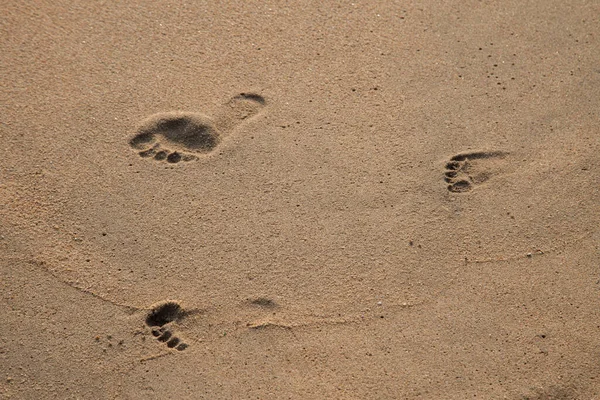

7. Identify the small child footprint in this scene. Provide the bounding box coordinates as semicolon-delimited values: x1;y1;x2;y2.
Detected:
444;151;508;193
130;93;266;163
145;301;189;351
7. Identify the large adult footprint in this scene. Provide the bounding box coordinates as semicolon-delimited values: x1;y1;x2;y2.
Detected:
130;93;266;163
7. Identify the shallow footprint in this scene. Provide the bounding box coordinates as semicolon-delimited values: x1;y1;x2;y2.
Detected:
518;385;577;400
130;93;266;163
145;301;189;351
214;92;267;133
444;151;508;193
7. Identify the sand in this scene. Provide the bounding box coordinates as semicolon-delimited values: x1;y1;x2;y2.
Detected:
1;1;599;398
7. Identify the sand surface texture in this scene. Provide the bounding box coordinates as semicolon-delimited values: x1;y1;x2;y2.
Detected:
1;1;599;399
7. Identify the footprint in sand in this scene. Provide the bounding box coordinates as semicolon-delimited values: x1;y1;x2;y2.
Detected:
518;385;577;400
129;93;266;163
444;151;509;193
145;301;189;351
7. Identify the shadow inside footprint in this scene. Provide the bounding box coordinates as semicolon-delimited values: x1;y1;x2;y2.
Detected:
130;92;266;163
146;301;184;326
146;301;189;351
153;116;219;151
130;112;219;163
233;92;266;105
248;297;278;308
444;151;508;193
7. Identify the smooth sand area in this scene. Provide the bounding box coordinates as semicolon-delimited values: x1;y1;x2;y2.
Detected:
1;1;599;398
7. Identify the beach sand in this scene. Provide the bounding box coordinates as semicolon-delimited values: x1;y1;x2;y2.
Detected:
1;1;599;398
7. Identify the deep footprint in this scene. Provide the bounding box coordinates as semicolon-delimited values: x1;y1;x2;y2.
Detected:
130;93;266;163
130;112;219;163
444;151;508;193
146;301;189;351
